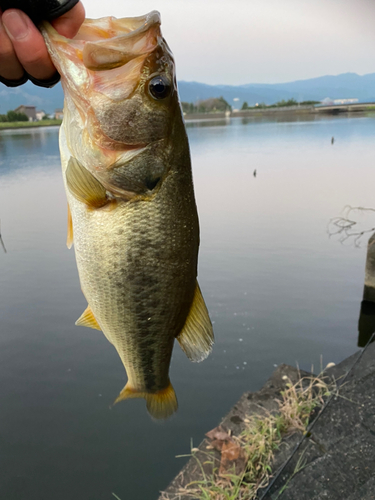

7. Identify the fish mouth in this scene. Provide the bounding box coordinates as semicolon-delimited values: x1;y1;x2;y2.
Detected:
43;11;162;72
42;11;165;108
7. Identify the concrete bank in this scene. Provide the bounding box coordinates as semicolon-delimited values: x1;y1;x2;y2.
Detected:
159;341;375;500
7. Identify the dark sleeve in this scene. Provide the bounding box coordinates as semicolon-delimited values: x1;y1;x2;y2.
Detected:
0;0;79;24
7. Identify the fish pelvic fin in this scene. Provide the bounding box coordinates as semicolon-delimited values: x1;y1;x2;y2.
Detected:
67;203;73;249
114;381;178;420
75;305;101;331
177;281;214;363
66;157;108;209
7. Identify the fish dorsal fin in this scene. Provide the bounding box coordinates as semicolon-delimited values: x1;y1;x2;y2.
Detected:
177;281;214;362
67;203;73;249
66;157;108;209
75;305;101;331
114;381;178;420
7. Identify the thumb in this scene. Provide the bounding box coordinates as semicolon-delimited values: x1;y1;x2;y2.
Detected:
51;1;85;39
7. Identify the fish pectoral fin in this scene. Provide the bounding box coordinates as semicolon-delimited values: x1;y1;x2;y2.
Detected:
67;203;73;249
177;281;214;363
75;305;101;331
66;157;108;209
114;382;178;420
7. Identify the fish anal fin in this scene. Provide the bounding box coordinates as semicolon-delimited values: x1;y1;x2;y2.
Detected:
177;281;214;363
66;157;108;209
75;305;101;331
114;381;178;420
67;203;73;249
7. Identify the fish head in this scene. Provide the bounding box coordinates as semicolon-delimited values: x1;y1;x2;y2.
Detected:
43;12;187;198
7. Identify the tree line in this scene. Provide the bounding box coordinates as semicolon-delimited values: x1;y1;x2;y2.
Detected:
180;97;321;114
181;97;231;114
0;111;29;122
241;98;320;110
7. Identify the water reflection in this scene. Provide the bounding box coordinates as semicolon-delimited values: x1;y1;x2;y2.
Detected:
358;301;375;347
185;118;229;128
358;233;375;347
0;127;60;176
2;116;375;499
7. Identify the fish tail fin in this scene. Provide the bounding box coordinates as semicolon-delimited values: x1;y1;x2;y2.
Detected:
114;381;178;420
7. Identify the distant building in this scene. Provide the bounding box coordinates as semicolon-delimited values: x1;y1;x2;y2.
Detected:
321;97;334;105
333;98;359;105
14;105;36;121
321;97;359;106
55;109;64;120
36;110;46;121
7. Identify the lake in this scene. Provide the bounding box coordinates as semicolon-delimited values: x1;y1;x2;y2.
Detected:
1;113;374;499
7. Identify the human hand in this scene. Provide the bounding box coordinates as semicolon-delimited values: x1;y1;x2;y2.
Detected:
0;1;85;87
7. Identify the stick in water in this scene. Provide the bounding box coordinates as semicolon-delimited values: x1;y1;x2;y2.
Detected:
0;220;7;253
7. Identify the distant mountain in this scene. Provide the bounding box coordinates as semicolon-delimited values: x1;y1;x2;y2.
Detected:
1;72;375;113
178;72;375;108
0;81;64;115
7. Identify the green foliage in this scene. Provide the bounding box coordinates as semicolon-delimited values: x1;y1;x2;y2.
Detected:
300;100;320;105
241;101;249;110
274;98;298;107
7;110;29;122
0;114;8;122
162;372;334;500
0;119;62;129
181;96;231;114
181;102;195;114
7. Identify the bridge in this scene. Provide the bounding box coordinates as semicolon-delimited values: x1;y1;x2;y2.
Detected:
315;102;375;114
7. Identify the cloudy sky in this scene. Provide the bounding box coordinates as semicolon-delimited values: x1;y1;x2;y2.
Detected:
83;0;375;85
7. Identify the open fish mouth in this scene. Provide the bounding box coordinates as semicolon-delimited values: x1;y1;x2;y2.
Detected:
72;11;162;72
43;11;162;71
42;11;178;198
42;11;165;102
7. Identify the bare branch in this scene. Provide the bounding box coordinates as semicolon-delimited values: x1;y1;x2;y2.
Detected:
0;220;6;254
328;206;375;247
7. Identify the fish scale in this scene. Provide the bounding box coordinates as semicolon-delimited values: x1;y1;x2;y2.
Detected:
43;11;214;419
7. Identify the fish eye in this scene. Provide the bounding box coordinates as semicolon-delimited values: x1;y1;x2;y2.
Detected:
148;76;171;100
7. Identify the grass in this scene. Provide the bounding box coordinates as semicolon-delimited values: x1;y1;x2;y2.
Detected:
0;119;62;129
161;371;334;500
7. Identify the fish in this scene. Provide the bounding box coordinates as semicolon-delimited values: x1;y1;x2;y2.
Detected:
41;11;214;419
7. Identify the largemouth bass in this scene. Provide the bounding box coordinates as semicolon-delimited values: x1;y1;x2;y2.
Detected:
42;12;213;419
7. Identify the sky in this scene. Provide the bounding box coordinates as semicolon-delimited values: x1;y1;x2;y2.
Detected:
83;0;375;85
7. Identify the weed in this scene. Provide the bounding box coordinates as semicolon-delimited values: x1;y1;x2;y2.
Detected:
161;372;334;500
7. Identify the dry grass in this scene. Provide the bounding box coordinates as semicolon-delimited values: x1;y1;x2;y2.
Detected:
161;371;334;500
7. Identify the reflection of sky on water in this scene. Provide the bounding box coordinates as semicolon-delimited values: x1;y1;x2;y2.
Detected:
0;126;61;177
0;115;375;499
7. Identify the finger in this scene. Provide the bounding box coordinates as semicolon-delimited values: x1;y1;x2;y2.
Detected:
52;2;85;39
2;9;56;81
0;14;24;80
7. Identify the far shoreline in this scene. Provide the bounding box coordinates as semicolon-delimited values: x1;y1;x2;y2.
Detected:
0;119;62;131
1;104;375;132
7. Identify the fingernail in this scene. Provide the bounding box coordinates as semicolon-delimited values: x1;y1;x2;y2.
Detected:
3;10;29;40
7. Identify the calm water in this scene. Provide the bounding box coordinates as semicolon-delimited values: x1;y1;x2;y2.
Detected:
1;114;374;499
